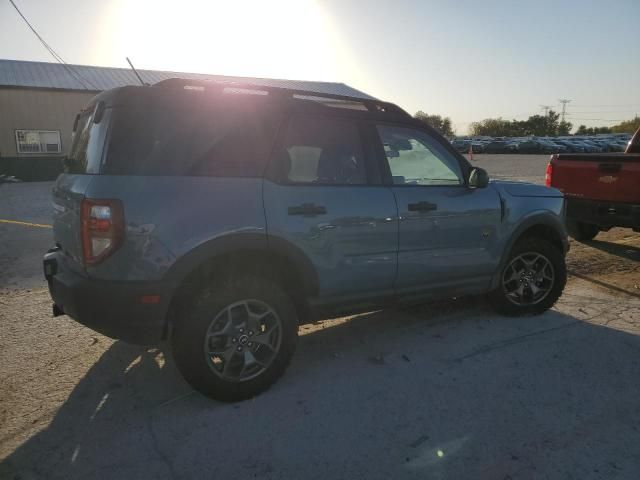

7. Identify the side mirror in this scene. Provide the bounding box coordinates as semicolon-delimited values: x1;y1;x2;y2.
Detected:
468;167;489;188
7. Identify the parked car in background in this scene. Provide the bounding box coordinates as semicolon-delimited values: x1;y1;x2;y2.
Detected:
590;139;613;152
541;140;570;154
484;140;518;154
547;127;640;241
451;139;471;153
580;140;605;153
470;141;486;153
449;133;636;155
573;140;600;153
555;140;585;153
607;140;627;152
514;140;544;154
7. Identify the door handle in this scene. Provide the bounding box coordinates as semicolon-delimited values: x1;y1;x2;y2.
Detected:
288;203;327;216
407;201;437;212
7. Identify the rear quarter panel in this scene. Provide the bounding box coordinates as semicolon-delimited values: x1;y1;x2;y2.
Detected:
52;174;95;275
83;176;266;281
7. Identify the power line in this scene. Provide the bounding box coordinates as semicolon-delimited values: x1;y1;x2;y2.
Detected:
567;110;639;114
571;103;640;107
8;0;99;90
565;117;629;122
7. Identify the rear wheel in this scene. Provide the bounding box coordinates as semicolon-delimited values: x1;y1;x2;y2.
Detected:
567;220;599;242
489;237;566;316
172;275;298;402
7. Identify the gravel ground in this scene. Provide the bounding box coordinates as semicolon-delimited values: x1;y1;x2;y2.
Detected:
471;154;551;185
1;157;639;479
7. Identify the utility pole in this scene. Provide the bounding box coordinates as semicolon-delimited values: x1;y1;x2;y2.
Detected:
540;105;553;116
558;99;572;122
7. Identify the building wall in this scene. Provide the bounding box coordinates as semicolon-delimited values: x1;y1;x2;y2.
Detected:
0;88;95;181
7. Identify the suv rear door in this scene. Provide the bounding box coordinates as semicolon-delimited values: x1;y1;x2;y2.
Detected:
263;114;398;302
372;123;502;295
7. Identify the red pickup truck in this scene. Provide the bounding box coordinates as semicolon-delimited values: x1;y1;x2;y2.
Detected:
546;128;640;241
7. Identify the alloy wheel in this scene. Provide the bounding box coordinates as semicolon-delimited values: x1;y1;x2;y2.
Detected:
502;252;555;306
203;299;282;382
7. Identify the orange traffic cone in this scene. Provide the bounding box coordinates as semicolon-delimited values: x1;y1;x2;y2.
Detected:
468;143;474;161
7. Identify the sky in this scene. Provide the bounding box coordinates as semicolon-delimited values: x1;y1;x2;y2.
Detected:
1;0;639;134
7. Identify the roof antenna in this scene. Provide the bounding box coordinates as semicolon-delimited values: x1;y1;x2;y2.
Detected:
126;57;148;86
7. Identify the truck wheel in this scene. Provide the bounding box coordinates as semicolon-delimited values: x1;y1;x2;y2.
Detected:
171;275;298;402
489;238;566;316
566;220;599;242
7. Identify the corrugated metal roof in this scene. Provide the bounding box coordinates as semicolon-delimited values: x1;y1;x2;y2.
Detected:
0;59;375;99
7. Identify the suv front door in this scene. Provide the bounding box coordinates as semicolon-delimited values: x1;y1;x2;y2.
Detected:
373;123;502;295
263;114;398;303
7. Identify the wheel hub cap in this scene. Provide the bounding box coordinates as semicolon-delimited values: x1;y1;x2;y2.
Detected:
203;299;282;382
503;252;555;306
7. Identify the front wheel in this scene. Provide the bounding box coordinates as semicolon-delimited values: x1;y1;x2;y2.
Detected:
489;238;566;316
172;275;298;402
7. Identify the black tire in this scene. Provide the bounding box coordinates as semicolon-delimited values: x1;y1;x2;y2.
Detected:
489;237;566;316
566;219;599;242
171;275;298;402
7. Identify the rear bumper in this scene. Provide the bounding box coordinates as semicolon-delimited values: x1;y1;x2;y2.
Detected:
566;198;640;229
44;249;174;345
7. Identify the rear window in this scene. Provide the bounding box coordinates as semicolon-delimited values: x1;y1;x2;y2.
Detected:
65;106;111;174
103;100;281;177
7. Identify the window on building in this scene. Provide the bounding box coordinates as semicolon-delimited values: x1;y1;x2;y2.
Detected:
15;130;62;154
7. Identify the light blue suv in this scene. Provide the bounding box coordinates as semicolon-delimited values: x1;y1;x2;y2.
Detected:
44;79;568;401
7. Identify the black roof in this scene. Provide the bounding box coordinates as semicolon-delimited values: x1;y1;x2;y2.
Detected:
86;77;411;122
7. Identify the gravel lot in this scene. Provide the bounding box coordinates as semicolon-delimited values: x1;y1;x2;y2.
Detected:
472;153;550;185
1;156;639;479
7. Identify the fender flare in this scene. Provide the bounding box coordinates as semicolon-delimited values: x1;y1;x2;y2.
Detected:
163;233;319;297
490;212;568;290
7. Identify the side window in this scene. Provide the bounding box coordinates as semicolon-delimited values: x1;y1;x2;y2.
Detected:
377;125;463;186
277;116;367;185
105;102;280;177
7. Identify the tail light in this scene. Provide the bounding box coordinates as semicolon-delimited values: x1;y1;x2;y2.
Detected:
545;162;553;187
81;199;124;265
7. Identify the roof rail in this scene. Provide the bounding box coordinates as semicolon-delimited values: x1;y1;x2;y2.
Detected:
153;77;410;117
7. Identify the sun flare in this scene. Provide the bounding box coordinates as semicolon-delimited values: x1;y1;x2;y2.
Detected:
102;0;352;82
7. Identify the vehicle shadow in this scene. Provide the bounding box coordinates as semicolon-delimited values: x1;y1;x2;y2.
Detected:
2;297;640;479
568;270;640;299
587;238;640;262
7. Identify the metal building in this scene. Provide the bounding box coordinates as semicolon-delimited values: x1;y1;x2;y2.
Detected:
0;59;373;181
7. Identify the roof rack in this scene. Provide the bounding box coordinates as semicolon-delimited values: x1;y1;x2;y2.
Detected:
153;77;410;117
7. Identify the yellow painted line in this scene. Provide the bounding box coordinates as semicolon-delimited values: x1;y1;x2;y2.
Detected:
0;219;52;229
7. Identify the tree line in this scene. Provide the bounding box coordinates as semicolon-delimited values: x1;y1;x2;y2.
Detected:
413;111;639;137
468;111;572;137
574;116;640;135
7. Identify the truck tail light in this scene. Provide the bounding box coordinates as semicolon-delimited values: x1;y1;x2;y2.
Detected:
545;162;553;187
81;199;124;265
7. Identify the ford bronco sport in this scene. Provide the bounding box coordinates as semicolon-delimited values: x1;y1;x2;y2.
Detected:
44;79;568;401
